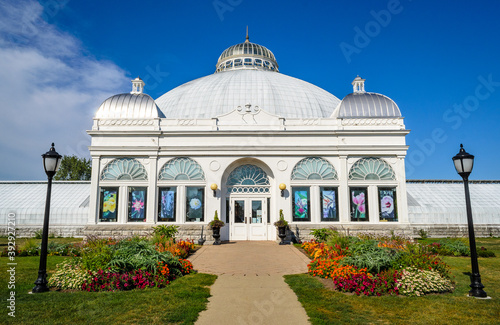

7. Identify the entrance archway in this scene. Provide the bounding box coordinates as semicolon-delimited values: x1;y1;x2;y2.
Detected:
222;160;274;241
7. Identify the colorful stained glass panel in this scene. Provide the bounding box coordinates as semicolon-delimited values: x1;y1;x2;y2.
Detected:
292;187;310;221
159;187;176;221
379;188;397;222
186;187;204;222
100;187;118;222
350;188;368;221
128;187;147;222
320;187;338;221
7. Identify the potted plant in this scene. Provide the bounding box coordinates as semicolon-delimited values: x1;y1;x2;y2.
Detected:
208;210;224;245
274;209;289;245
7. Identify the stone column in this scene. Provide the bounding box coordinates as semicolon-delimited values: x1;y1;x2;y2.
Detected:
88;156;100;224
338;155;349;223
146;156;158;224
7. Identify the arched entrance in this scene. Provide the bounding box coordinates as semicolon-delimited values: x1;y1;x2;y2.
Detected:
223;162;272;240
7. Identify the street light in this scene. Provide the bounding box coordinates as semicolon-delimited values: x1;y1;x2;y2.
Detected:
32;143;62;293
452;144;487;298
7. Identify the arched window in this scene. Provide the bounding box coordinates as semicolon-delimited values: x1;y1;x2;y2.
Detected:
291;157;337;180
348;157;396;180
158;157;205;181
226;164;270;193
101;158;148;181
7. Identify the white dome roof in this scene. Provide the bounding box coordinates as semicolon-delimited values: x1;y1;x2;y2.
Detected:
335;92;401;118
95;93;165;119
156;69;341;119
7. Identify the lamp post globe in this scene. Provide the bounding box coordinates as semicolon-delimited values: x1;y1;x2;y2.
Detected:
32;143;62;293
452;144;474;178
452;144;487;298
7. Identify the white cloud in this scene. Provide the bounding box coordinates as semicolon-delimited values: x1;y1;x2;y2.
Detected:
0;0;129;180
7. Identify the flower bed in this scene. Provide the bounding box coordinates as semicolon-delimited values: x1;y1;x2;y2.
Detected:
47;226;197;292
303;230;454;296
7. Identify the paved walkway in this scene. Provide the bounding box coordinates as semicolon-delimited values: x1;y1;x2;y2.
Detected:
191;241;311;325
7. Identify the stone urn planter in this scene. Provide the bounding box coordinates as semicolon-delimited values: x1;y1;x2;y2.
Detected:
209;210;224;245
274;209;289;245
277;225;287;245
211;226;221;245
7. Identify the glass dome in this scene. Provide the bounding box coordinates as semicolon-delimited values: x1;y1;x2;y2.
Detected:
216;36;279;73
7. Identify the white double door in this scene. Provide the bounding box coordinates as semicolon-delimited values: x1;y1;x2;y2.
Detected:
230;197;267;240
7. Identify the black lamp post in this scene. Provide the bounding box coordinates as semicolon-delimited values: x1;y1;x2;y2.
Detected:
32;143;62;293
452;144;487;298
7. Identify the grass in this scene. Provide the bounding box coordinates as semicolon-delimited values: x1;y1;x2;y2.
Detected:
0;236;83;247
1;255;216;325
285;238;500;325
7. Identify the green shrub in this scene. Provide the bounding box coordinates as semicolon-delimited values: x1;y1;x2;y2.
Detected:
18;238;39;256
396;267;453;296
310;228;336;242
340;240;396;274
392;242;450;278
478;246;496;257
49;259;91;290
152;225;179;240
326;229;355;252
106;239;182;276
441;238;470;256
81;240;114;271
33;229;43;239
47;242;69;256
427;238;470;256
418;229;428;239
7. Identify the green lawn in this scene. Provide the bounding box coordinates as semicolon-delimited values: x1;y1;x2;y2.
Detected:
0;255;216;325
0;236;83;247
285;238;500;325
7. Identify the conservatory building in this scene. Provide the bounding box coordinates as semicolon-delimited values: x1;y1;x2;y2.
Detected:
85;36;410;241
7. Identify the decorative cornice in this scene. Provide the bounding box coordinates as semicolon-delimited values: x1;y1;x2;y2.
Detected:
341;118;404;126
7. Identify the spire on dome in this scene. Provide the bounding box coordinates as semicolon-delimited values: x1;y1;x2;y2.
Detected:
352;75;366;93
131;77;145;94
245;26;249;43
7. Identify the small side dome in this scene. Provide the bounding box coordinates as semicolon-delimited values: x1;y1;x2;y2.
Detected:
95;77;165;119
334;76;401;118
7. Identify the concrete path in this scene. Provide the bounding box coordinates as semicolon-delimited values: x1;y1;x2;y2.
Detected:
191;241;311;325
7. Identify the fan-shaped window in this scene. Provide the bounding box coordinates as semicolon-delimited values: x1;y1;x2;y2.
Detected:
159;157;205;181
291;157;337;181
101;158;148;181
226;164;270;193
348;157;396;180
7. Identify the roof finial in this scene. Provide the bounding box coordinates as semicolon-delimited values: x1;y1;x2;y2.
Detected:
245;26;249;43
131;77;145;94
352;76;366;93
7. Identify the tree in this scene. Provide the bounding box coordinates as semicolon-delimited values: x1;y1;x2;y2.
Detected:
54;155;92;180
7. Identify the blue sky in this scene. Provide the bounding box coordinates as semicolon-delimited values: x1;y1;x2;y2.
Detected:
0;0;499;180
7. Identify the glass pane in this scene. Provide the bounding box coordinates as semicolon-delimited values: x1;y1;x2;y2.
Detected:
350;188;368;221
158;187;176;222
292;187;311;222
128;187;147;222
379;188;398;222
267;197;270;224
101;158;148;180
226;164;270;186
291;157;337;180
252;200;262;224
99;187;118;222
320;187;338;222
349;157;395;180
234;200;245;223
186;187;204;222
159;157;205;181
